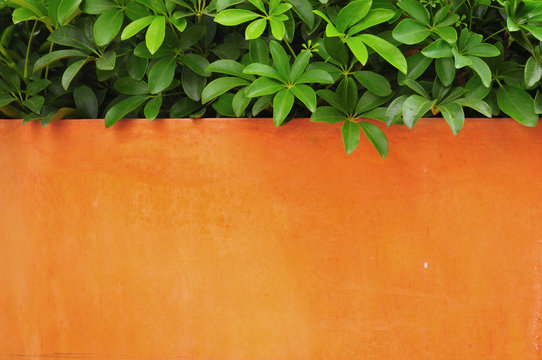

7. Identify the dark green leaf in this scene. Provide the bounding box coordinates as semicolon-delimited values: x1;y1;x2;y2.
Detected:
497;85;538;127
311;106;346;123
273;88;294;125
439;102;464;135
392;18;430;44
114;77;149;95
62;58;89;90
182;67;205;102
403;94;433;128
525;56;542;88
144;96;162;120
207;60;255;80
94;9;123;46
397;0;430;25
341;121;361;155
74;85;98;118
96;50;116;70
335;0;372;33
246;77;285;97
359;121;388;158
23;95;45;114
105;95;150;127
148;56;177;94
201;77;250;103
353;71;392;96
291;84;316;111
358;34;408;74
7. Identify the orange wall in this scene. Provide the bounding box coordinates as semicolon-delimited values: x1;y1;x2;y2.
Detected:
0;118;541;359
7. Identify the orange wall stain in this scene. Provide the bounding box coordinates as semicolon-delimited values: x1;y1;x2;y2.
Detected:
0;118;541;359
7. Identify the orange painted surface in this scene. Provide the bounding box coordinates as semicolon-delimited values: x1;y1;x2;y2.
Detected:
0;118;541;359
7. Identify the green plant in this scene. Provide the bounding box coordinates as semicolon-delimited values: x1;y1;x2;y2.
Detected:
1;0;542;158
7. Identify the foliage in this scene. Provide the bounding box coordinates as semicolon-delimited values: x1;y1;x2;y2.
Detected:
1;0;542;157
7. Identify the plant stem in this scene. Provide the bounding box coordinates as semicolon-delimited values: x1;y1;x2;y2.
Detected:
285;40;297;58
24;21;38;79
45;42;54;79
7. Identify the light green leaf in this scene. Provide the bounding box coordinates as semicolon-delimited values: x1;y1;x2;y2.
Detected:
23;95;45;114
232;88;251;117
61;58;89;90
455;97;492;117
269;18;286;40
245;18;267;39
432;26;456;44
296;70;334;84
398;52;432;85
359;34;408;74
146;16;165;54
215;9;260;25
121;16;154;40
467;56;492;88
522;24;542;42
346;36;368;65
33;49;88;71
269;40;290;80
422;39;453;58
347;8;395;35
207;60;255;80
386;95;408;126
290;50;311;81
58;0;82;24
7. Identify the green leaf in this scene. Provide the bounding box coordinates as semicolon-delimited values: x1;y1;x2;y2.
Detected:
347;8;395;35
0;95;15;108
121;16;154;40
403;94;433;128
245;77;284;97
358;34;408;74
432;26;456;44
324;37;348;66
290;50;311;81
49;25;95;52
269;40;290;80
105;95;150;127
144;96;162;120
422;39;453;58
392;19;430;45
355;91;391;114
269;18;286;40
335;0;372;33
465;75;491;99
214;9;260;25
201;77;250;103
178;53;210;77
291;84;316;112
74;86;98;118
23;96;45;114
404;79;429;98
33;50;88;71
288;0;314;28
94;9;123;46
248;0;266;13
81;0;115;14
525;56;542;88
182;67;205;102
386;95;408;126
243;63;284;81
353;71;391;96
296;70;334;84
397;0;430;25
435;57;455;86
170;97;200;117
232;88;251;117
311;106;346;123
250;38;269;64
58;0;82;24
535;91;542;114
439;102;464;135
12;8;41;24
126;55;148;81
272;88;294;125
146;16;165;54
398;52;432;85
61;58;89;90
521;24;542;42
465;43;500;57
359;122;388;158
179;25;206;50
148;56;177;94
497;85;538;127
316;89;344;111
346;37;368;65
207;60;254;80
455;97;492;117
337;77;358;114
341;121;361;155
466;56;492;88
114;77;149;95
25;79;51;96
245;18;267;39
96;50;116;70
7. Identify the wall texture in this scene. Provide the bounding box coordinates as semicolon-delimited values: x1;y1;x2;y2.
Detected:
1;118;541;359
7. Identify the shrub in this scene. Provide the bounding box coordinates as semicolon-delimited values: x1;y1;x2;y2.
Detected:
0;0;541;157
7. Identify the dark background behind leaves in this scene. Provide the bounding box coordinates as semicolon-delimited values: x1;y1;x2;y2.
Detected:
1;0;541;157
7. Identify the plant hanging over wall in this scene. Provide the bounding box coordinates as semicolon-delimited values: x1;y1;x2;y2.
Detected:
1;0;541;157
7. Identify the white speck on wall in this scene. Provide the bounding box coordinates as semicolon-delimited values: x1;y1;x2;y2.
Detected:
424;262;428;269
423;168;427;173
92;199;99;207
